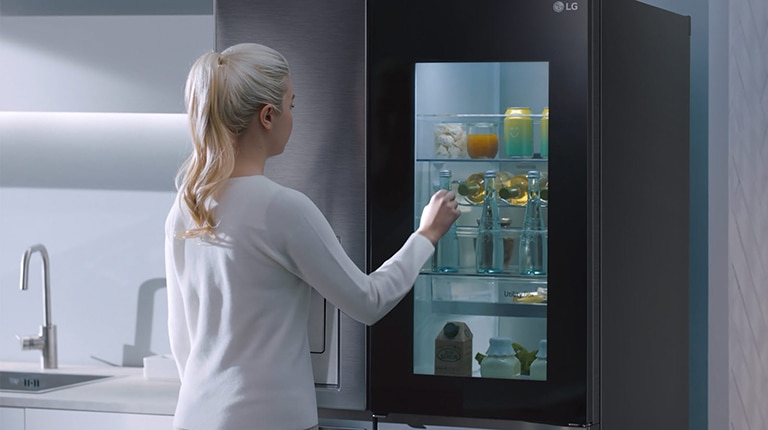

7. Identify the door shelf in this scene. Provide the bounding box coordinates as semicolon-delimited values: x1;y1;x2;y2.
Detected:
429;300;546;318
415;274;547;319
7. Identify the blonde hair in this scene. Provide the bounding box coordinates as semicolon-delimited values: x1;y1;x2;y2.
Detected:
176;43;291;238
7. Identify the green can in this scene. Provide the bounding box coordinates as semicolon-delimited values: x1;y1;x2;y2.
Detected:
503;107;533;158
540;107;549;158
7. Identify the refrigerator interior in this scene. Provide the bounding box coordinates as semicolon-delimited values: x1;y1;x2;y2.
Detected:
412;62;550;380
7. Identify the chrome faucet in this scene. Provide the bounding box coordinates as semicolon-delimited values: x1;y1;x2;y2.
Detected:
18;244;58;369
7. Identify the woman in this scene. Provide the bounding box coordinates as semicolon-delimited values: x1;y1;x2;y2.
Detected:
165;43;459;430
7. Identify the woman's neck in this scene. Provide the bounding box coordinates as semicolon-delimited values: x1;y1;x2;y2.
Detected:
231;142;267;177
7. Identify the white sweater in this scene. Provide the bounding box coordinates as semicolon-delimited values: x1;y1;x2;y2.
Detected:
165;175;433;430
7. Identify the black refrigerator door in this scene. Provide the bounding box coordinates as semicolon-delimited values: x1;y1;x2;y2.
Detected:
367;0;593;426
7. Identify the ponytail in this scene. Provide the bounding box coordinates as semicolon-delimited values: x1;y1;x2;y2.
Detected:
176;44;290;239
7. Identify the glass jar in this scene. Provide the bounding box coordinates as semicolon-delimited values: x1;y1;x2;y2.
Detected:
529;339;548;380
480;337;520;379
467;122;499;159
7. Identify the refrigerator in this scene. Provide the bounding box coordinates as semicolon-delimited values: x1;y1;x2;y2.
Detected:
216;1;691;429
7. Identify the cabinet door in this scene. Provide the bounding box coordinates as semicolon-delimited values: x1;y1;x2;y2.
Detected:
0;407;25;430
0;14;212;113
26;408;173;430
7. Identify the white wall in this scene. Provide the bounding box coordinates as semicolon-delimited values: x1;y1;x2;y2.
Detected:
727;1;768;429
0;187;175;365
0;12;213;366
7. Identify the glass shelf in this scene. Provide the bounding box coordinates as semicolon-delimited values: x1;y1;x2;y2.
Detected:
417;157;549;163
417;113;546;120
430;301;546;318
419;269;547;280
455;199;546;208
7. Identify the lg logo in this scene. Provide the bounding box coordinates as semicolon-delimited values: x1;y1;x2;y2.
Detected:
553;1;578;12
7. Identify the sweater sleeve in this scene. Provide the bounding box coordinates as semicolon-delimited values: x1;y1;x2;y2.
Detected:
165;212;190;380
271;192;434;326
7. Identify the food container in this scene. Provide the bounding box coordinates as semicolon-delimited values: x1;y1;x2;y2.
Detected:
433;122;467;158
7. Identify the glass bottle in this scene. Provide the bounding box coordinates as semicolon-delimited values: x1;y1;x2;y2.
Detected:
457;172;485;204
480;337;521;379
476;170;504;274
433;170;459;272
539;171;549;205
529;339;548;380
498;172;528;206
458;171;512;205
519;170;547;275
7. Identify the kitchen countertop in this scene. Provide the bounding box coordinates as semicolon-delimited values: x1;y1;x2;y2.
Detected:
0;361;178;415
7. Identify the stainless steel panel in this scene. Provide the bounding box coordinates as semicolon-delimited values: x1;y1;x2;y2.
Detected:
215;0;366;411
309;291;340;387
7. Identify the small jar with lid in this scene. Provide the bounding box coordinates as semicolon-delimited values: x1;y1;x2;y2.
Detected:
529;339;547;380
480;337;520;379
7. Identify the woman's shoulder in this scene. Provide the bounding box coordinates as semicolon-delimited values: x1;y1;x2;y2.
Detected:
271;183;316;211
229;176;315;210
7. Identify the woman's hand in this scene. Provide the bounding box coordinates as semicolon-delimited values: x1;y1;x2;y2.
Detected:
417;189;461;245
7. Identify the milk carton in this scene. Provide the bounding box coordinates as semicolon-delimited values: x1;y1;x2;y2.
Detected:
434;321;473;377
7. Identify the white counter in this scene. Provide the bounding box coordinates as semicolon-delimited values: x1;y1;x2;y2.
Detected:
0;361;178;415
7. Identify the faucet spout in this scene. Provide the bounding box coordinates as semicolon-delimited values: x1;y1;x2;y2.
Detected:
21;244;52;327
19;244;58;369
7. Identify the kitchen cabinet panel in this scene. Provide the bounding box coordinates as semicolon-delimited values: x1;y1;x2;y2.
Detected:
0;15;212;113
0;407;24;430
26;408;173;430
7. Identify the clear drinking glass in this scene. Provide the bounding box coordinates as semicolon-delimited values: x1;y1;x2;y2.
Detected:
467;122;499;159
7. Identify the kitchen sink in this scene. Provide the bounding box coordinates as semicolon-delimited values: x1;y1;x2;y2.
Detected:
0;371;111;394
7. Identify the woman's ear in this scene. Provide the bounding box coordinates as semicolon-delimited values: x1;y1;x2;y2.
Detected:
259;104;274;130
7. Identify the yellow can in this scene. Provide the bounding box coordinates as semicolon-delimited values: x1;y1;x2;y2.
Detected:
540;107;549;158
503;107;533;158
